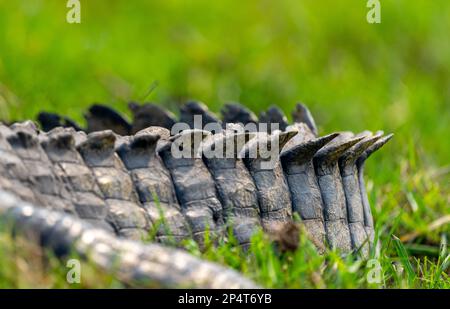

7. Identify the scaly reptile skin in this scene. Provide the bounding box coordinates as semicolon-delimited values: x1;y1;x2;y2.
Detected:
0;102;392;288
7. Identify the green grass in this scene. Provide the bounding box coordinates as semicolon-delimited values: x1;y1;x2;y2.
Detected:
0;0;449;288
192;228;450;288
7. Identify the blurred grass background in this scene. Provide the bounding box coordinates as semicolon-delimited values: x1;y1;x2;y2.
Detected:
0;0;448;287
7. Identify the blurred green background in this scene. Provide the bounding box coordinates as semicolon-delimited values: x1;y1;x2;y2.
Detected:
0;1;448;245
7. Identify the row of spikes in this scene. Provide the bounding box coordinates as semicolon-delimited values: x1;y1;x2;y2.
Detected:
2;120;393;252
37;101;318;136
47;122;392;253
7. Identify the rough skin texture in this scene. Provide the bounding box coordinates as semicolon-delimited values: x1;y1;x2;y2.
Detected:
0;102;392;288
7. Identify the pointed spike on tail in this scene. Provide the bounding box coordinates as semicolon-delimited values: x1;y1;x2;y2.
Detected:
292;103;318;136
38;112;83;132
129;133;160;151
281;132;339;165
180;101;221;128
8;121;40;149
77;130;116;152
76;130;117;166
275;130;299;151
240;130;297;161
7;129;39;149
354;134;383;156
357;133;394;166
44;129;76;151
259;105;289;132
37;112;63;132
338;134;383;176
180;101;210;114
340;133;382;165
116;133;160;169
314;135;366;164
128;102;177;132
369;133;394;155
135;126;171;152
40;128;81;162
312;132;340;149
221;103;258;125
84;104;131;135
240;131;296;165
